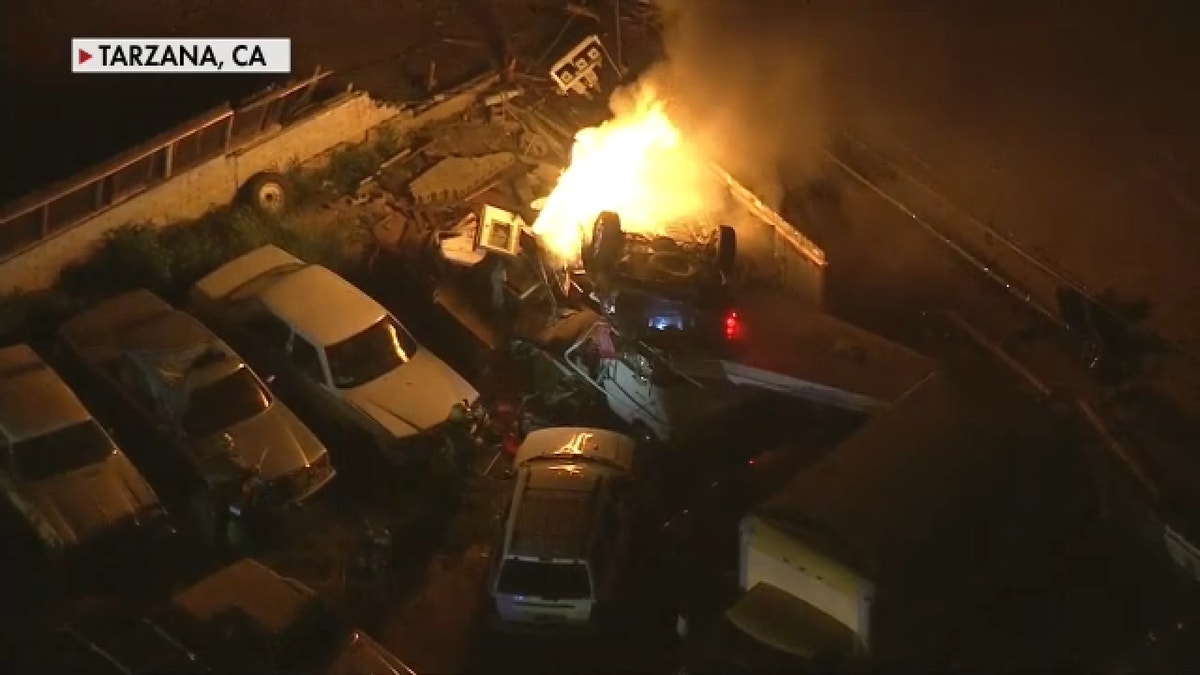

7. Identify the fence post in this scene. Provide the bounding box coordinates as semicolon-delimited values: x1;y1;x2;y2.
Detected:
222;115;234;153
38;205;49;237
163;142;175;180
93;180;106;210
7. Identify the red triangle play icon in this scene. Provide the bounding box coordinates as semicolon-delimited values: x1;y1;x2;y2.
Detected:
78;48;92;64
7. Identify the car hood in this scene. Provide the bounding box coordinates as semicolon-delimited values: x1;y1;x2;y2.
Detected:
345;350;478;440
328;632;415;675
203;403;328;482
24;454;161;548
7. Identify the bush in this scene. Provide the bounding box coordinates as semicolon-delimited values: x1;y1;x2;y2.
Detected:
283;162;327;209
373;125;402;159
326;143;382;194
2;163;371;345
59;224;175;300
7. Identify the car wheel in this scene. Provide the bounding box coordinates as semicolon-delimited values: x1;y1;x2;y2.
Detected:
243;171;289;215
715;225;737;276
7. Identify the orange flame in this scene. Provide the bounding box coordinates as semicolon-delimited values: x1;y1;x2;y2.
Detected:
531;85;725;263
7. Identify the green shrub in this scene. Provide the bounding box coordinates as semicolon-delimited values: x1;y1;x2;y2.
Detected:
326;143;381;194
3;193;369;344
373;125;402;159
284;163;327;209
59;224;175;300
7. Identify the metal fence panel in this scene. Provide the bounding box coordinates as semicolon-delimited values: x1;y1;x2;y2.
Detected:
173;117;231;173
229;105;269;146
47;181;101;233
0;70;330;260
0;209;43;257
108;150;165;202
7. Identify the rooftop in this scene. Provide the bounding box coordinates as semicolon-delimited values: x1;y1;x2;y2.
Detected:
0;344;91;441
259;265;387;347
754;368;1054;573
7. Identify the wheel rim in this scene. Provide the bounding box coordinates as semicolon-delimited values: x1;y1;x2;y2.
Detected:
256;182;286;213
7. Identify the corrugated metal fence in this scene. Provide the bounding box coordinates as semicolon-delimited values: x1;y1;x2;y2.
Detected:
0;69;334;260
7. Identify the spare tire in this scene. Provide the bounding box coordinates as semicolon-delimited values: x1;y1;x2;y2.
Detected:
589;211;625;270
715;225;737;276
243;171;288;215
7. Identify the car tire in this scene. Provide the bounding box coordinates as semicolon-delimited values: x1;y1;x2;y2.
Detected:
243;171;289;215
715;225;737;276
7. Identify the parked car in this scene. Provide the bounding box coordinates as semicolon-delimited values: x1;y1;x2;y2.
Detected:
489;427;636;628
57;289;335;537
6;597;207;674
171;558;415;674
189;244;479;465
509;309;756;442
0;343;168;556
8;559;416;675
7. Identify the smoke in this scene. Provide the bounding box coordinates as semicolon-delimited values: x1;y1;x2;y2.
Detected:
636;0;831;207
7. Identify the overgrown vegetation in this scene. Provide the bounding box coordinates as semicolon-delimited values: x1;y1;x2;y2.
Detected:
2;201;368;345
0;136;402;344
325;126;402;194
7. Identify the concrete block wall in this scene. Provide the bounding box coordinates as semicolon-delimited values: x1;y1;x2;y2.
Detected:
0;92;402;294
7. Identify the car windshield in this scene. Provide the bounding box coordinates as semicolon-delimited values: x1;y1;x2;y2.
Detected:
325;316;419;389
182;367;271;438
12;421;114;482
497;559;592;600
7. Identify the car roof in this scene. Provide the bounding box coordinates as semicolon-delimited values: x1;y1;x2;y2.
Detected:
0;344;91;441
515;427;636;474
507;462;609;560
259;264;387;347
171;558;309;636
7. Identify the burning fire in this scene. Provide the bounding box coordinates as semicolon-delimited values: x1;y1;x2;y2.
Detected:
531;85;725;263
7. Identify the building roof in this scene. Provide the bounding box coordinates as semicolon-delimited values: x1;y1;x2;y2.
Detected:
0;344;91;441
753;368;1047;575
259;265;387;347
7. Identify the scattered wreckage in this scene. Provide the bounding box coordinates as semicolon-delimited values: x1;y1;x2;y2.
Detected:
342;35;933;446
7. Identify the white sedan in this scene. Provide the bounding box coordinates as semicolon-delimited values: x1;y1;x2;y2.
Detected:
189;245;479;456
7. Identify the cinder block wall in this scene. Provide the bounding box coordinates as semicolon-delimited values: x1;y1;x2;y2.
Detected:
0;92;399;294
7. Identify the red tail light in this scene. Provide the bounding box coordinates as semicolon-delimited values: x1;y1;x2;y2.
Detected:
723;310;741;340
